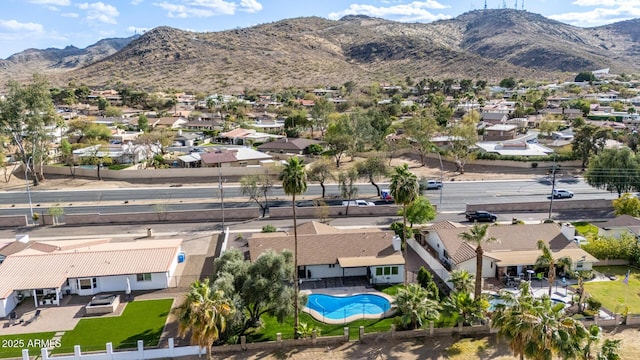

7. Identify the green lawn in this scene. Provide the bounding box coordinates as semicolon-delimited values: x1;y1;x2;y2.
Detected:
56;299;173;354
584;266;640;314
246;312;395;342
572;221;599;238
0;332;56;359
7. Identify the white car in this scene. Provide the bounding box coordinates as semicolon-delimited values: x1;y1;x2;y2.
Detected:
552;189;574;199
573;236;588;246
342;200;376;207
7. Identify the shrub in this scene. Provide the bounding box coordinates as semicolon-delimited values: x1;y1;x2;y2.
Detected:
531;162;538;168
586;297;602;312
261;224;277;233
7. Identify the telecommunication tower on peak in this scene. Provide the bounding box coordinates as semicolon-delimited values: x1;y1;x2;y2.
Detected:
515;0;517;9
502;1;507;9
484;0;487;10
522;0;525;10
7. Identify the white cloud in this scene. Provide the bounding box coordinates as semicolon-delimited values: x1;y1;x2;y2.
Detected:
61;12;80;18
239;0;262;13
0;19;44;32
77;2;119;24
28;0;71;5
131;0;144;5
153;0;239;17
551;1;640;26
572;0;640;6
328;1;451;22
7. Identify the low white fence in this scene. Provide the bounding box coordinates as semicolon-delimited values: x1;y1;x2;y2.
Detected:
29;339;203;360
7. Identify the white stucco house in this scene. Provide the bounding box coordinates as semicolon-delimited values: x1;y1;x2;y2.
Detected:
248;221;404;285
0;238;183;318
418;222;597;283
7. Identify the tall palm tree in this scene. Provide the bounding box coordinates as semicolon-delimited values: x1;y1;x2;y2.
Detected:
174;279;234;360
279;157;307;338
535;239;572;297
458;223;497;299
394;283;441;330
390;163;419;285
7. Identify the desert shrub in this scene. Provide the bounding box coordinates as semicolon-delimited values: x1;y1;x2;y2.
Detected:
261;224;277;233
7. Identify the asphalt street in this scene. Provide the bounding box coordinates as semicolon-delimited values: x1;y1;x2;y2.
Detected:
0;178;617;216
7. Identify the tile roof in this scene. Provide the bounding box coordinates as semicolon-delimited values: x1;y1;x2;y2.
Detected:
0;239;182;299
248;222;402;266
435;223;590;265
257;138;322;152
598;215;640;229
200;151;237;164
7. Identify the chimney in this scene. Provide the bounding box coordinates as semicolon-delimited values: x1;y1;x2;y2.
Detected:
392;235;401;252
560;223;576;241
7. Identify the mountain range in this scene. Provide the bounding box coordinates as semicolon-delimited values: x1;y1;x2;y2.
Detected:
1;9;638;93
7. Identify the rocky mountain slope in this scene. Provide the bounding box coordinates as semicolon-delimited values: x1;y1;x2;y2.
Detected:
1;9;638;92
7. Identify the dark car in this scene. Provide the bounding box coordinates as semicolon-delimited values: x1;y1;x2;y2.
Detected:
465;210;498;222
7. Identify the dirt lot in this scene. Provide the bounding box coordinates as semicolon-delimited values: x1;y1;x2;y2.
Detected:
205;327;640;360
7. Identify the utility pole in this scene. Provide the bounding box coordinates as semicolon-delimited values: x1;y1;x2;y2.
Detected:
548;153;558;219
218;163;225;230
24;157;34;223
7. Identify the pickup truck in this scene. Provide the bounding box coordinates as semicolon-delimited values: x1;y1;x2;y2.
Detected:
465;210;498;223
423;180;443;190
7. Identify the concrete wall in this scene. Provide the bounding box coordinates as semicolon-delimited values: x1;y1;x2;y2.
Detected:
43;165;271;180
269;205;400;219
407;237;452;288
0;215;28;228
64;208;260;225
466;199;613;213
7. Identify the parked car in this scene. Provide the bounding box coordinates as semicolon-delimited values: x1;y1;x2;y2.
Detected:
465;210;498;222
342;200;376;207
552;189;574;199
573;235;588;246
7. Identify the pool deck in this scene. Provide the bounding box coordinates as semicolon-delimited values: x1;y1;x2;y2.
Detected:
301;287;396;325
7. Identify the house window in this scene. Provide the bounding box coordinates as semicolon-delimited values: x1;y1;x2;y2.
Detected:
443;250;449;259
328;264;336;268
576;262;583;269
78;278;95;290
383;267;391;275
136;273;152;282
376;268;383;276
391;267;398;275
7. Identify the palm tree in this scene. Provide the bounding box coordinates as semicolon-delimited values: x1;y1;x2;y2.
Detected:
492;281;587;360
174;279;234;359
390;163;419;285
535;239;572;297
458;223;497;299
394;283;441;330
448;269;475;293
443;290;487;326
279;156;307;338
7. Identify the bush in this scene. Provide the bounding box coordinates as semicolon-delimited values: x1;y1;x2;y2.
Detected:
531;162;538;168
586;297;602;312
261;224;277;233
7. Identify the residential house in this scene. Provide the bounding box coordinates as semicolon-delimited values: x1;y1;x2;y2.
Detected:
483;124;518;141
596;215;640;239
475;141;554;157
481;112;508;125
0;238;183;318
219;128;284;145
420;223;597;284
200;147;272;167
248;221;404;285
72;143;156;164
257;138;322;155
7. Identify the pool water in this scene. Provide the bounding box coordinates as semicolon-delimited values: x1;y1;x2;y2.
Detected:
306;293;391;320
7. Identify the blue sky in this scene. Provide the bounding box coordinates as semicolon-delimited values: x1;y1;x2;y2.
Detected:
1;0;640;59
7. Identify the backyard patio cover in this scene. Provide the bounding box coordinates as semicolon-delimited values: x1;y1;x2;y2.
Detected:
338;254;405;268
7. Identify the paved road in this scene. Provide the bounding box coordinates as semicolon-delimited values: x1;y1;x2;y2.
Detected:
0;178;617;216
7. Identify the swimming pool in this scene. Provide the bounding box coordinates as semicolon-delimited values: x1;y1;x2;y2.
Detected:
305;293;392;322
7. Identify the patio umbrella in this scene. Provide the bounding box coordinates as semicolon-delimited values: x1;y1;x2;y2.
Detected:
125;278;131;295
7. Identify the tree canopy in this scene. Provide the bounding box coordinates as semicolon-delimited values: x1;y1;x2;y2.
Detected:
584;147;640;197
